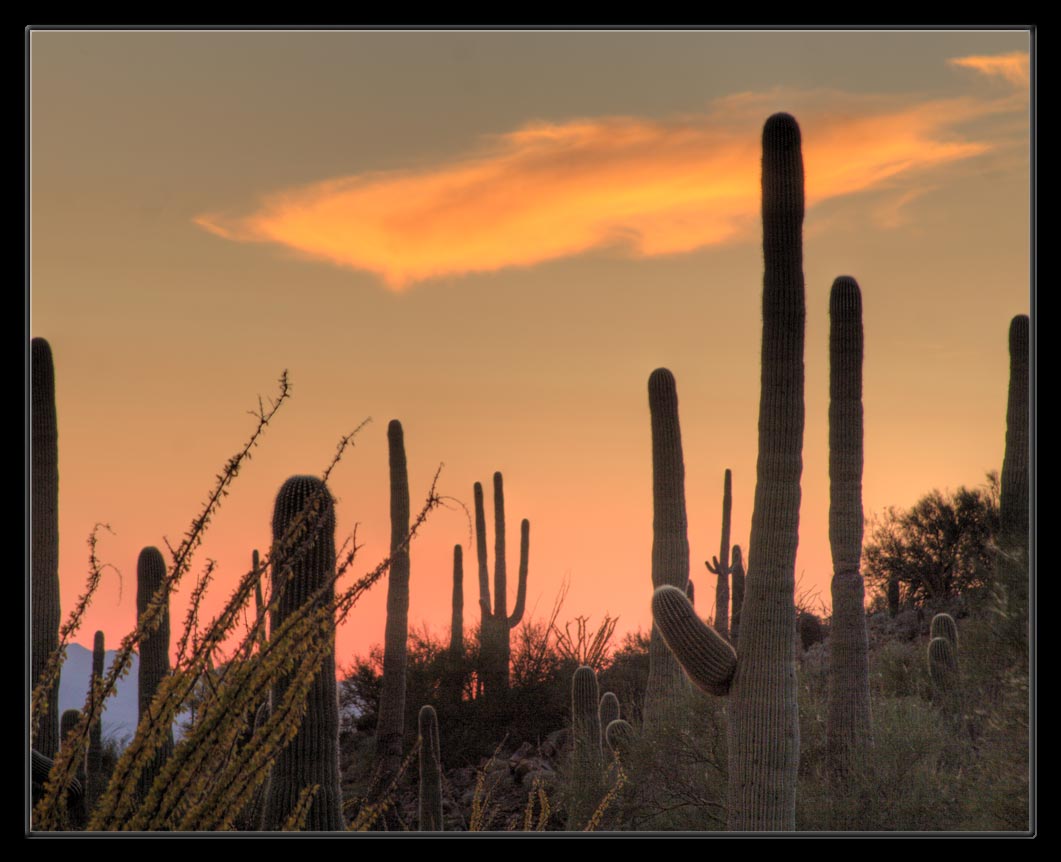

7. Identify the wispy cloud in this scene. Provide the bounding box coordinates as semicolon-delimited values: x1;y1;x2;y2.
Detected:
949;51;1030;88
196;87;1017;290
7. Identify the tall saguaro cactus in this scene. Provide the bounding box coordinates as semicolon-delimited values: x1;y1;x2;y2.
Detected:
644;367;691;729
31;337;61;758
999;314;1030;621
473;472;530;699
705;469;733;640
87;630;105;809
447;545;465;704
136;546;173;799
376;420;412;785
262;475;343;831
652;113;804;831
418;705;443;831
825;276;872;780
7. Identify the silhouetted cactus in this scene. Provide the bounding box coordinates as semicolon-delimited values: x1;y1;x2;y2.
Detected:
262;475;343;831
652;113;804;831
644;368;691;728
136;546;173;800
473;473;530;699
604;719;636;757
569;665;603;828
999;314;1030;621
446;545;464;704
87;630;105;809
705;469;733;640
825;275;872;780
930;613;958;650
730;545;745;645
418;705;443;831
31;337;61;759
376;420;412;786
887;576;901;618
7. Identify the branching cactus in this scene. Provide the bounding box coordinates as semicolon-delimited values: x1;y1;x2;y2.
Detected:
87;630;105;809
473;472;530;699
644;368;691;729
262;475;343;831
31;336;61;758
826;275;872;779
418;705;443;831
730;545;745;646
376;420;412;785
705;469;733;640
569;665;603;828
651;113;804;831
930;613;959;650
136;546;173;799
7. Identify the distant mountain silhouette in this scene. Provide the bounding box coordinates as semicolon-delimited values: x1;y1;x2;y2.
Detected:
58;643;140;742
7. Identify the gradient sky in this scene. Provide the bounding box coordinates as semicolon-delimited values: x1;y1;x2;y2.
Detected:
28;29;1031;674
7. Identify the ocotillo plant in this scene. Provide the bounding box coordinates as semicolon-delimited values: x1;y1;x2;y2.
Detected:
569;665;603;828
644;368;691;729
826;276;872;780
652;113;805;831
447;544;465;704
930;612;959;650
418;705;443;831
31;336;61;759
136;546;173;800
262;475;343;831
473;472;530;699
87;630;105;809
376;420;412;787
705;469;733;640
730;545;745;645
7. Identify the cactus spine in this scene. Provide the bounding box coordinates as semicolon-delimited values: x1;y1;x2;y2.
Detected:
136;546;173;799
262;475;343;831
31;336;61;758
569;665;603;828
376;420;412;785
644;368;691;728
87;630;105;810
417;705;443;831
473;473;530;699
705;468;733;640
825;276;872;779
652;113;804;830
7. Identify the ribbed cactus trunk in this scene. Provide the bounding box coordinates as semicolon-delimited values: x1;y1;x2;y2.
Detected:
376;420;412;787
826;276;872;783
31;337;61;759
263;476;343;831
999;314;1029;619
87;630;105;810
644;368;691;729
569;665;603;829
447;545;464;704
730;546;745;646
706;470;732;640
136;546;174;800
473;474;529;702
417;705;443;831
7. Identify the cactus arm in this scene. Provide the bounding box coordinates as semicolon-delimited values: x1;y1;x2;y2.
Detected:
507;519;530;628
714;469;733;639
651;585;736;696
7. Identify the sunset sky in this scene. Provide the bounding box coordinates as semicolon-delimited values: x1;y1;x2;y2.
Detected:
28;29;1032;673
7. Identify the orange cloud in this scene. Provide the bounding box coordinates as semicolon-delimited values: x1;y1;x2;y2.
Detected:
949;51;1030;88
195;88;1016;290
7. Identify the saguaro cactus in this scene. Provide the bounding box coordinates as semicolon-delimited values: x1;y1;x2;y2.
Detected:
604;719;635;757
569;665;603;828
928;636;960;696
826;276;872;779
87;630;105;809
473;472;530;699
999;314;1030;622
262;475;343;831
418;705;443;831
705;469;733;640
31;336;61;758
652;113;804;831
136;546;173;799
644;368;691;728
376;420;412;785
730;545;745;645
930;613;958;650
447;545;465;704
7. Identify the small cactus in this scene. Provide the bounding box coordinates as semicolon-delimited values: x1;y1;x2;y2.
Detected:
31;337;61;758
930;613;958;650
598;692;621;736
927;636;959;695
604;719;636;758
136;546;173;799
262;475;343;832
705;469;733;641
418;705;443;831
569;665;603;828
